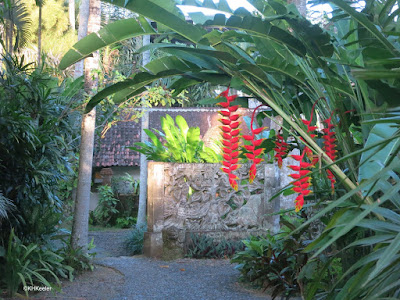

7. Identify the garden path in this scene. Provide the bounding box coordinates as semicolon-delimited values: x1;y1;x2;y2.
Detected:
31;230;272;300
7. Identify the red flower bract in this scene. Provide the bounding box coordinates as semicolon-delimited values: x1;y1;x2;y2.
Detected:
273;129;289;168
245;104;267;183
218;87;241;191
323;113;337;193
288;150;312;212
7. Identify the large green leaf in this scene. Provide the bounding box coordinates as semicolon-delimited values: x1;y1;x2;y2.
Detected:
352;68;400;79
366;231;400;283
169;77;202;96
203;14;307;57
321;0;397;54
186;127;201;163
85;70;188;112
60;0;205;70
105;0;204;42
358;123;400;196
175;115;189;140
162;115;184;159
143;56;200;74
283;17;334;58
60;17;156;70
143;129;163;149
256;56;306;84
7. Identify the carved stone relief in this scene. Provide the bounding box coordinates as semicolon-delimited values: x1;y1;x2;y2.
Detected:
162;163;270;234
145;160;296;258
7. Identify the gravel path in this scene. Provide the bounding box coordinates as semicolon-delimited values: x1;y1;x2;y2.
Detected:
30;230;272;300
88;229;132;258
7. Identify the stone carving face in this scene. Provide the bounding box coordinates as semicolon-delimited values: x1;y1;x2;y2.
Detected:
163;163;269;232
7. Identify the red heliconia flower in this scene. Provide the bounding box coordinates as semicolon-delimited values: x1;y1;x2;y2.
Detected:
288;150;313;212
300;100;320;165
245;104;266;183
295;194;304;212
323;113;337;193
218;87;241;191
273;128;289;168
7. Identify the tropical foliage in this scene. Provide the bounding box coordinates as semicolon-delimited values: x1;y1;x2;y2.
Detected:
0;55;81;242
0;55;93;296
130;114;220;163
0;0;31;54
124;223;146;255
59;0;400;298
186;233;245;259
92;185;120;226
0;229;73;297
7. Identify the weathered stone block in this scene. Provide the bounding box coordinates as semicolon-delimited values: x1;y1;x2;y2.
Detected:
143;232;163;258
143;161;296;258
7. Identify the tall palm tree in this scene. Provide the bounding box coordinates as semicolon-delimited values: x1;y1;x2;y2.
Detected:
71;0;101;253
69;0;75;30
0;0;31;55
35;0;43;64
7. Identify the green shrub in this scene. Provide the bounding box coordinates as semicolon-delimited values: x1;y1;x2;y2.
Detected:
231;216;311;299
0;192;14;221
93;185;120;226
231;214;344;299
55;236;95;275
186;233;245;259
0;229;73;297
116;216;137;228
124;224;146;255
129;114;220;163
0;55;82;244
111;173;139;196
112;174;139;224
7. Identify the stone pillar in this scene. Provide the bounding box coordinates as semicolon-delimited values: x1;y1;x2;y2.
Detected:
264;164;280;233
280;149;300;210
143;162;165;258
137;109;149;228
100;168;113;186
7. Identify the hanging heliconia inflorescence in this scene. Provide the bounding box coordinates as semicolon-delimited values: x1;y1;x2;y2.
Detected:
322;112;337;193
273;128;289;169
242;105;266;183
288;99;338;210
217;87;241;191
300;102;319;166
288;151;314;212
217;90;338;213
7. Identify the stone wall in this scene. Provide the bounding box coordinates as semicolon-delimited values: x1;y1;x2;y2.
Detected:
144;159;298;259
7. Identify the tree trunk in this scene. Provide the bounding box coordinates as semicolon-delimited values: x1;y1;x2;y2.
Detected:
71;0;100;253
71;108;96;251
136;32;151;229
102;11;110;76
85;0;100;91
7;19;13;55
287;0;307;17
74;0;90;78
38;5;42;65
69;0;75;30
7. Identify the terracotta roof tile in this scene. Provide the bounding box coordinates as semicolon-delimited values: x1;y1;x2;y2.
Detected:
93;120;141;167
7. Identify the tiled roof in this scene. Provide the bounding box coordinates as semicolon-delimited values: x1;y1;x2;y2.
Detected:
93;120;141;167
93;107;272;168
